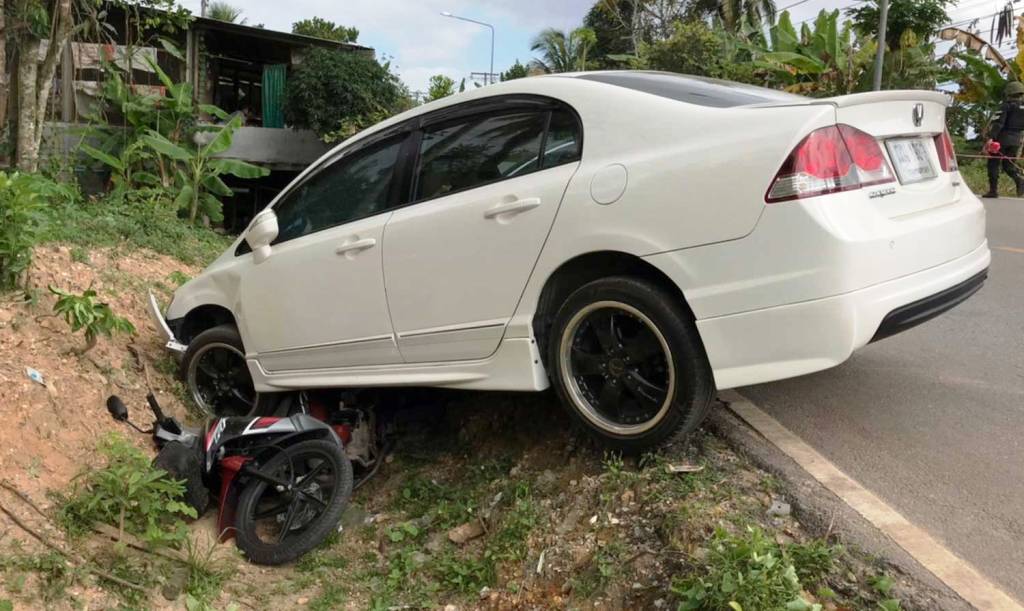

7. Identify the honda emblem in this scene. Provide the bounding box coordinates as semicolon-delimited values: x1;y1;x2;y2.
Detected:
912;103;924;127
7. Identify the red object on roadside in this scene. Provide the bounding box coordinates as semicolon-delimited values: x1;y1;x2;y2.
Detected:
985;139;1002;155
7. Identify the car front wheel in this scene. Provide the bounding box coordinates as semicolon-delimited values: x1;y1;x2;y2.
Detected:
181;324;260;417
548;276;714;453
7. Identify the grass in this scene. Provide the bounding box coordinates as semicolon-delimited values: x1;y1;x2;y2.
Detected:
959;157;1020;196
41;194;232;266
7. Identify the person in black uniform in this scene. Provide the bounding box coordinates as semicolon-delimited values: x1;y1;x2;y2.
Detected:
984;80;1024;198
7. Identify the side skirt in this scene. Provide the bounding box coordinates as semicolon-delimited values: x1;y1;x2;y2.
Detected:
247;337;550;393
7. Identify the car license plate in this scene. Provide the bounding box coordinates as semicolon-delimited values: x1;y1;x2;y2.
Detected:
885;138;936;184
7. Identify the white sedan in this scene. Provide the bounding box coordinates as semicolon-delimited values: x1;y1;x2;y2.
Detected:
151;71;989;452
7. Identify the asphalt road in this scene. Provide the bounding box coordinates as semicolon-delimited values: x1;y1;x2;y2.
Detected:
739;197;1024;601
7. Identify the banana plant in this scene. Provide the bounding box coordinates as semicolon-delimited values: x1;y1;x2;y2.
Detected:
748;10;875;97
142;116;269;224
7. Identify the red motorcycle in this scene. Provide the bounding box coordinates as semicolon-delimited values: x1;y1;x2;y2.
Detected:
106;393;353;565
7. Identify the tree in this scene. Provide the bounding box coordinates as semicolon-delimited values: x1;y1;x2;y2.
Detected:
426;74;456;101
847;0;952;50
206;1;244;24
284;48;410;141
689;0;777;32
584;0;636;66
530;27;598;73
291;17;359;43
500;60;530;81
642;21;725;77
1;0;7;141
9;0;75;172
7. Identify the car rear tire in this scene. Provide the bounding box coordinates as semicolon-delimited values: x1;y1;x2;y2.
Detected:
547;276;715;453
181;324;261;417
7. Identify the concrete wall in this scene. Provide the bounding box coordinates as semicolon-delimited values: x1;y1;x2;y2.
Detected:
215;126;330;170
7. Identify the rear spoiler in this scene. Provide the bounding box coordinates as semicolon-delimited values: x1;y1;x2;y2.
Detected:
810;90;951;108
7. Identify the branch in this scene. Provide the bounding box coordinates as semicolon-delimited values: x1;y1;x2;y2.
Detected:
0;502;147;593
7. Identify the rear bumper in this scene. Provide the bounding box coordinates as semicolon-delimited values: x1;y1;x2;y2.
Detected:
870;269;987;343
697;240;990;390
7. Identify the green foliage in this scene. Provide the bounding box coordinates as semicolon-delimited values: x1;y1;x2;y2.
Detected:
49;286;135;353
0;172;62;290
56;433;198;547
642;21;729;78
672;527;825;611
426;74;457;101
284;48;411;141
584;1;637;67
530;27;598;73
846;0;953;50
500;60;530;81
141;116;269;223
80;48;258;225
292;17;359;42
750;9;876;96
206;1;244;24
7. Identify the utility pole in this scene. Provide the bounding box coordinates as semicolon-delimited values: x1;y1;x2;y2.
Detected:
201;0;208;17
441;12;495;85
872;0;890;91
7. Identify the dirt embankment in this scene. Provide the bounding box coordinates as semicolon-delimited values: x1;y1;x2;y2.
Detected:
0;245;921;611
0;245;198;505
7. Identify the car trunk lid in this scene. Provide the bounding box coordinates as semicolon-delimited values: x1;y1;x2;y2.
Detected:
814;91;958;217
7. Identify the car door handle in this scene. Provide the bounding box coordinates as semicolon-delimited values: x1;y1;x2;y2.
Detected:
483;198;541;219
335;238;377;256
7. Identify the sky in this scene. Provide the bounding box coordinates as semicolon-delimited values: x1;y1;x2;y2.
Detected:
174;0;1013;94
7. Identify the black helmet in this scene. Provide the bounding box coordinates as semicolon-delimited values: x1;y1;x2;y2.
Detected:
1006;81;1024;98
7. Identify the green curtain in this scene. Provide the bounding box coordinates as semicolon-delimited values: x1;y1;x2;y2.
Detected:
262;64;287;128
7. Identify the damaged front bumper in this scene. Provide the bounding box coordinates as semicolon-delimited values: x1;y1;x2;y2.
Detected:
148;291;188;355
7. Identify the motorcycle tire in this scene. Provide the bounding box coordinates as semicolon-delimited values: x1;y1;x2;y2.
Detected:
153;441;209;517
234;439;353;565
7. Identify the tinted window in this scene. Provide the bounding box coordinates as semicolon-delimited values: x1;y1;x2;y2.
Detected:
273;136;403;243
415;112;546;200
577;71;807;108
542;108;581;168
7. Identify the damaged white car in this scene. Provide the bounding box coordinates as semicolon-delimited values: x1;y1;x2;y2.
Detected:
152;71;989;452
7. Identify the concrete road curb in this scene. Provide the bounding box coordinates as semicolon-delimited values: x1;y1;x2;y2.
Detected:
707;395;973;611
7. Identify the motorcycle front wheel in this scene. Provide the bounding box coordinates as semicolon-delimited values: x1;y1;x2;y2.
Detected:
234;439;353;565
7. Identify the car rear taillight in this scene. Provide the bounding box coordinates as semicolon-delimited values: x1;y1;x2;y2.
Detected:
766;124;895;203
934;130;958;172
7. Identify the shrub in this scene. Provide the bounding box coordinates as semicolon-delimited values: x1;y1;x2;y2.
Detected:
0;172;75;290
285;47;412;141
50;286;136;354
56;433;197;547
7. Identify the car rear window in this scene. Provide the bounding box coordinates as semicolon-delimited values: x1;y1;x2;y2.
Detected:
576;71;807;108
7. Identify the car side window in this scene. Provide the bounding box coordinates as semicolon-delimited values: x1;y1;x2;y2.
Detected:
272;135;404;244
542;108;582;168
414;111;547;201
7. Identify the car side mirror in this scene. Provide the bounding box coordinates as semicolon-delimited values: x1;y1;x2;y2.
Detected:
106;395;128;421
246;209;279;264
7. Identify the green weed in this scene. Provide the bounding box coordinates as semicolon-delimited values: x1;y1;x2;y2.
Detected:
672;526;818;611
50;286;135;354
55;432;197;548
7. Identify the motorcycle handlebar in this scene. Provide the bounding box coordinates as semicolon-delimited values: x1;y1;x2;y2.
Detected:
146;393;166;422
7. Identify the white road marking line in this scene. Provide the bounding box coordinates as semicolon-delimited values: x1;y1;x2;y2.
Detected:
720;390;1024;611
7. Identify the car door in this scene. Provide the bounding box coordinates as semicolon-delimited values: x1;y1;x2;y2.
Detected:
383;101;582;362
238;132;409;372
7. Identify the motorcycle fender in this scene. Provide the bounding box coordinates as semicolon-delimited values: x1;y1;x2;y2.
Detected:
216;455;250;542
